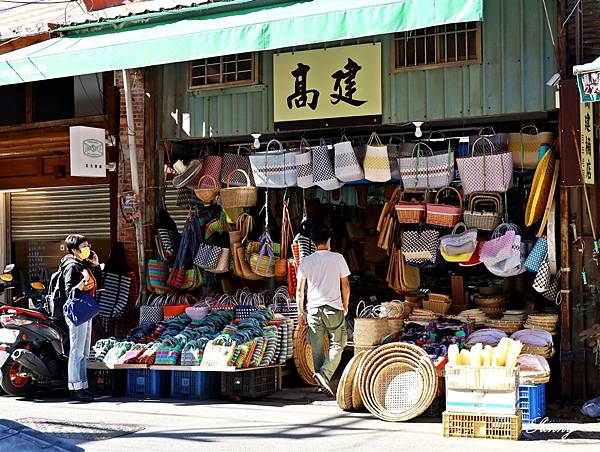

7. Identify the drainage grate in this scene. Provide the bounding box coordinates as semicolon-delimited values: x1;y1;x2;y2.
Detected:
16;418;144;443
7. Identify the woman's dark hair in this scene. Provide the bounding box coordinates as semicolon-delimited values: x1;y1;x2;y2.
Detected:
310;223;331;246
65;234;88;254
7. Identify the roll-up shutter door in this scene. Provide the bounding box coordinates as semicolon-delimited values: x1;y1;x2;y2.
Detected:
164;186;188;232
10;185;111;241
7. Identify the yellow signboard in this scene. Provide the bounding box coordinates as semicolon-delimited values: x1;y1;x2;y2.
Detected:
581;102;595;184
273;43;382;123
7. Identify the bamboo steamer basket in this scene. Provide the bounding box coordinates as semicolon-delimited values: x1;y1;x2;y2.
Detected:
353;317;392;347
336;351;367;411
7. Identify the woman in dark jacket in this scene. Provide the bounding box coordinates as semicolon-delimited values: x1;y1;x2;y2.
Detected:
62;234;101;402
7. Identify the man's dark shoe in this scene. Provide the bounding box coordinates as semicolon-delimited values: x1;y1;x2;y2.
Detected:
313;372;334;397
70;389;94;402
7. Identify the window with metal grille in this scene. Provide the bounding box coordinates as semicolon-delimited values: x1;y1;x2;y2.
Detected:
394;22;481;70
189;52;259;89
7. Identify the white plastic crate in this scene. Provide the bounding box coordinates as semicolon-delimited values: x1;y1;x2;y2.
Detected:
445;365;519;391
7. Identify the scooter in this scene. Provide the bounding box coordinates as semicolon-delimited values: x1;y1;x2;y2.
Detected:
0;268;106;396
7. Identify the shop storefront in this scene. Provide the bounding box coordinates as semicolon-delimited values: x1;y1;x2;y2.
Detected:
3;0;591;434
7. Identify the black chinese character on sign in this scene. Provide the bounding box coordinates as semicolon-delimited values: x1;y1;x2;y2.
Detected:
585;112;592;133
287;63;320;110
330;58;367;107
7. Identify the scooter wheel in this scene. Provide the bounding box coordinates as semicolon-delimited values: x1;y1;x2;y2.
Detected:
0;358;35;396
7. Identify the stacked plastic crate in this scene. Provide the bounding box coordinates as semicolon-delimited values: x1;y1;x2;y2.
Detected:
443;366;522;441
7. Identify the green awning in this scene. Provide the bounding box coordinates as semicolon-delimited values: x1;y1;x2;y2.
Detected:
0;0;483;86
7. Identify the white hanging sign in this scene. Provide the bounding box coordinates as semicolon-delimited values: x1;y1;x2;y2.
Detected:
70;126;107;178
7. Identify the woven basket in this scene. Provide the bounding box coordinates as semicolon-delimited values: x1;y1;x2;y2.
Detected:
354;344;378;355
508;126;554;169
353;318;392;347
479;306;505;319
292;324;330;386
422;298;451;315
426;186;463;228
395;191;427;224
358;343;438;422
337;351;367;411
474;294;506;308
463;193;503;231
194;174;220;204
387;318;404;334
220;169;258;208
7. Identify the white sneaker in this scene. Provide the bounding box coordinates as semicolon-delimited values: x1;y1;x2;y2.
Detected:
313;372;334;397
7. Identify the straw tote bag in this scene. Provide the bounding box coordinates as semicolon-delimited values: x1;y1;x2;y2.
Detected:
335;136;364;182
250;139;298;188
363;132;391;182
457;137;513;194
295;138;315;189
508;125;554;170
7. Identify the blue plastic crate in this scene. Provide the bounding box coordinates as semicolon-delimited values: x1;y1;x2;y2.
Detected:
518;384;546;424
170;371;221;400
126;369;171;399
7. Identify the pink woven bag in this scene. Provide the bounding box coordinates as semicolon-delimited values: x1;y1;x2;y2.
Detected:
479;224;517;265
457;137;513;194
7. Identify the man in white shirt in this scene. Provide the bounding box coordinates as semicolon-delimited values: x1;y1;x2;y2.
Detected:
296;223;350;397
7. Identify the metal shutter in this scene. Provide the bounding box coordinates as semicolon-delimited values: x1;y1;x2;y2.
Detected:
10;185;111;241
164;186;188;232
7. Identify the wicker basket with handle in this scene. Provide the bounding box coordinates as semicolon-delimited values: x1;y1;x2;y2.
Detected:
394;191;427;224
220;169;258;208
426;186;463;227
194;174;220;204
463;192;503;231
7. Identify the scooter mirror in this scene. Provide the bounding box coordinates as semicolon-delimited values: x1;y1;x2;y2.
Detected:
0;273;13;282
31;282;45;291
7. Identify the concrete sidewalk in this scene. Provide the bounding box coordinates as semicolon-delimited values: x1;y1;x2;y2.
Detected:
0;389;598;452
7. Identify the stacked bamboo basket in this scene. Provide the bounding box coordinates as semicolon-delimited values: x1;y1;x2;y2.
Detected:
337;343;438;422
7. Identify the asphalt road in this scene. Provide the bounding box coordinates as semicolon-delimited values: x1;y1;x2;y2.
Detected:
0;389;599;452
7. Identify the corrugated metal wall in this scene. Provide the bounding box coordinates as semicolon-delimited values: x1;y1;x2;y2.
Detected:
156;0;558;140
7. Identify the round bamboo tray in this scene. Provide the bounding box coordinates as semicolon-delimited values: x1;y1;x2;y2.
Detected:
473;294;506;308
479;306;505;319
354;344;378;355
292;324;330;386
357;343;438;422
336;351;367;411
365;353;436;422
351;351;371;411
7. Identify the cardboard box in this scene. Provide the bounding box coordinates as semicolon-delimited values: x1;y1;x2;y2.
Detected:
446;388;518;415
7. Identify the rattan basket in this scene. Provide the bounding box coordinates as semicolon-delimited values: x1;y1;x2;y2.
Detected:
337;351;366;411
463;193;503;231
194;174;220;204
358;343;438;422
422;297;452;315
426;186;463;228
292;324;329;386
474;294;506;308
395;191;427;224
220;169;258;208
